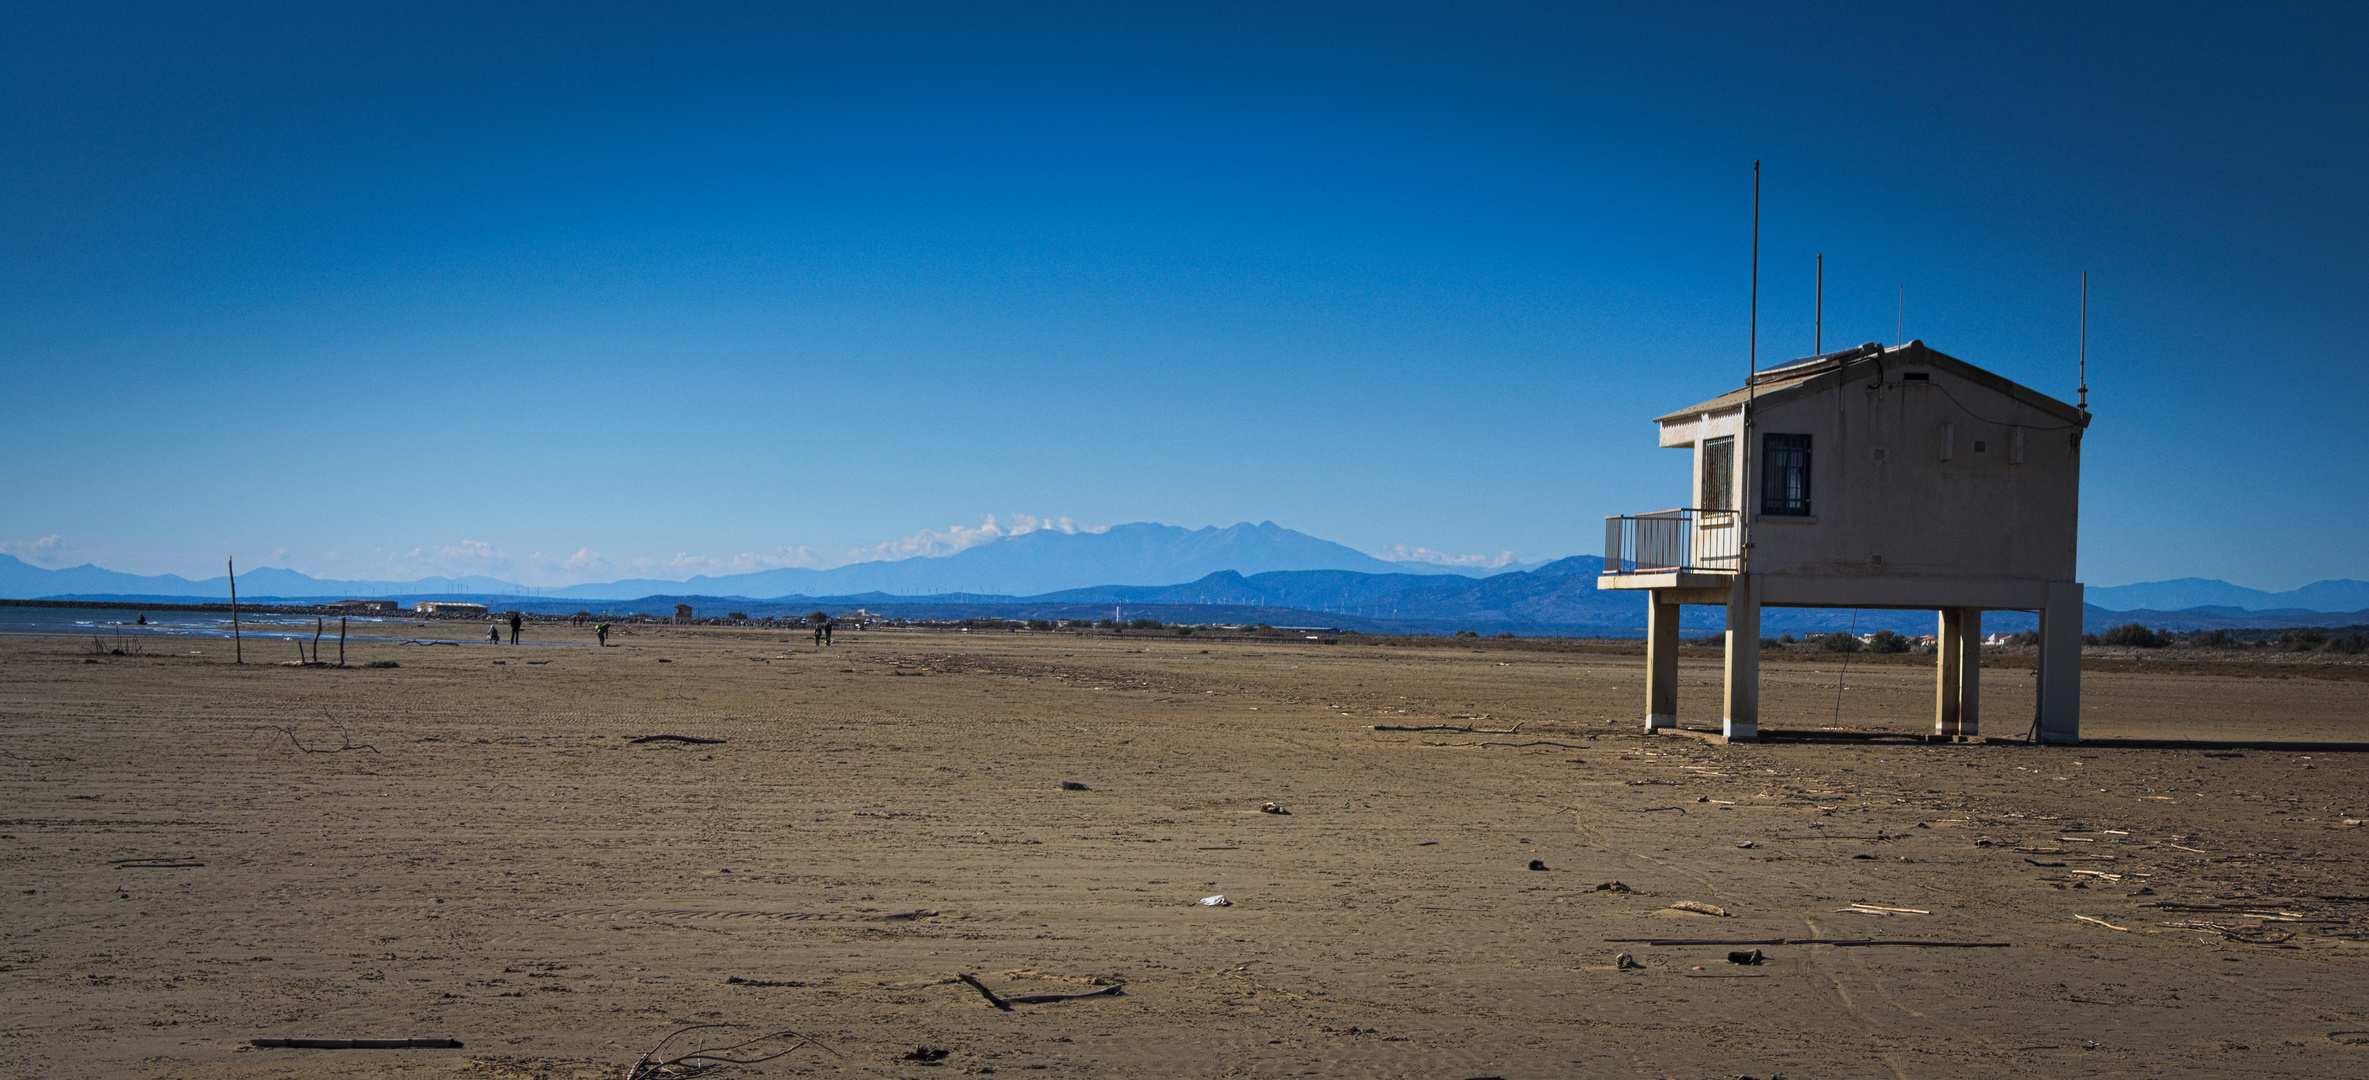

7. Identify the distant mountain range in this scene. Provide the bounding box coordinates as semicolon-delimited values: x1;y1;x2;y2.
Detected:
2083;577;2369;613
4;521;2364;636
0;521;1473;602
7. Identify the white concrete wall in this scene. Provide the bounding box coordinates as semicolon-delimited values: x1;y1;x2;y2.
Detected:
1659;362;2080;584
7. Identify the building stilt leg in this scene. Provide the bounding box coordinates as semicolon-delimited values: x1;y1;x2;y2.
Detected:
1646;593;1679;731
1722;575;1759;741
1958;608;1982;738
2037;582;2083;743
1935;608;1964;738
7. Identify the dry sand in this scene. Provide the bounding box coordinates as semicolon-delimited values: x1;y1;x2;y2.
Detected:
5;625;2369;1078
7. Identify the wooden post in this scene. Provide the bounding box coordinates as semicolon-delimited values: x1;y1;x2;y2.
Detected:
312;618;324;663
228;558;242;664
338;616;347;667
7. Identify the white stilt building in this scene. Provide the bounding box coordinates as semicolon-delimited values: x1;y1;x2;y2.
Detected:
1598;340;2091;743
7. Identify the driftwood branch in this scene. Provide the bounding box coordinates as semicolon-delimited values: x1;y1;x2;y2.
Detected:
1603;937;2011;947
1373;723;1522;734
250;1038;461;1048
959;973;1013;1010
264;722;379;754
1420;739;1584;749
959;972;1125;1009
625;1023;837;1080
630;734;727;745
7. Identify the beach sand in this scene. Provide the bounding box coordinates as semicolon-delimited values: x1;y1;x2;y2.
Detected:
5;626;2368;1078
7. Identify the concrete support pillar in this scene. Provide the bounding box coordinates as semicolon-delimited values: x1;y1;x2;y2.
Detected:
1958;608;1982;738
1645;593;1680;731
1722;574;1760;741
2037;582;2084;743
1934;608;1963;738
1934;608;1983;738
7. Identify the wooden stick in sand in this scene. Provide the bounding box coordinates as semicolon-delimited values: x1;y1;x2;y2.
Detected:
228;557;241;664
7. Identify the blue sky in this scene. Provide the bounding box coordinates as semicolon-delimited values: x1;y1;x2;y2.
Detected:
4;2;2363;589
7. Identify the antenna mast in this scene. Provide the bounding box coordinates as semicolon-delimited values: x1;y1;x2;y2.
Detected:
1749;161;1760;381
1814;252;1823;355
2078;271;2089;410
1742;160;1760;575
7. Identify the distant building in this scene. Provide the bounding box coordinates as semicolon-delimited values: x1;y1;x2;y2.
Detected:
324;600;398;613
414;601;489;615
1600;341;2090;743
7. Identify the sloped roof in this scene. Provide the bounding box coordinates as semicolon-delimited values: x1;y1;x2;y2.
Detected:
1654;341;2090;427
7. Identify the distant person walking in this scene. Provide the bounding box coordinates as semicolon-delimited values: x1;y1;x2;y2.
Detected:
595;623;610;647
487;622;501;645
823;620;834;646
812;623;824;646
509;611;523;645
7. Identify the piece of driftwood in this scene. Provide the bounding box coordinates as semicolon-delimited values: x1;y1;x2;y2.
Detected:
1420;739;1586;749
110;858;204;868
959;972;1015;1010
1605;937;2010;947
265;723;379;754
2073;914;2130;932
724;975;808;987
629;734;726;745
959;972;1124;1009
624;1023;837;1080
1620;806;1686;814
250;1038;462;1049
1373;723;1521;734
1667;901;1730;917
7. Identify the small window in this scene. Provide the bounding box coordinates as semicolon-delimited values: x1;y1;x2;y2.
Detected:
1761;434;1812;516
1902;372;1930;382
1973;440;1988;454
1700;436;1734;512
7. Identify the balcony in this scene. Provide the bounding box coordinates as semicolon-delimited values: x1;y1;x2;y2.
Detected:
1602;509;1740;581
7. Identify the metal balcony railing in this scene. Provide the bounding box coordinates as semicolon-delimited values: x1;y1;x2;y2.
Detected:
1602;509;1741;575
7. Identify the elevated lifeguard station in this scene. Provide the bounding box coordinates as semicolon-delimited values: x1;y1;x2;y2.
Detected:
1599;340;2091;743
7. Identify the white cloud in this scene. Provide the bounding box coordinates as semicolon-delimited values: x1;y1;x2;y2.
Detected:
1382;544;1522;569
1;535;67;565
841;514;1102;565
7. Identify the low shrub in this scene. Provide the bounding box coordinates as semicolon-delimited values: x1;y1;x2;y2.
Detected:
2100;623;2167;648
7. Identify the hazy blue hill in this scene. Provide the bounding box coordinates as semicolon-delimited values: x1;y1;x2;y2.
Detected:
0;556;217;598
554;521;1413;599
0;522;1426;602
2088;577;2369;612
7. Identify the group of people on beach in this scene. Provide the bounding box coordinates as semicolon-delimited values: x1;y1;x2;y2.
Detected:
812;620;835;646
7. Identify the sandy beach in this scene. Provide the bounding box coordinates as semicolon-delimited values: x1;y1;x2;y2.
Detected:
5;625;2369;1078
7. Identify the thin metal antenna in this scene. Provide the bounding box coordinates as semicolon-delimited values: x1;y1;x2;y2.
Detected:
1896;285;1904;346
1814;253;1823;355
2078;271;2089;410
1742;160;1759;575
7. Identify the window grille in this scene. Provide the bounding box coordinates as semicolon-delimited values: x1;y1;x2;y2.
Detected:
1700;436;1735;512
1761;433;1812;516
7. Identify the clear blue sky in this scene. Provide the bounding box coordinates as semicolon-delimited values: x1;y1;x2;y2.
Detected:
4;2;2363;589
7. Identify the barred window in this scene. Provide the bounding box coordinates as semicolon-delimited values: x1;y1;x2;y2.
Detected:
1699;436;1734;512
1761;433;1812;516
